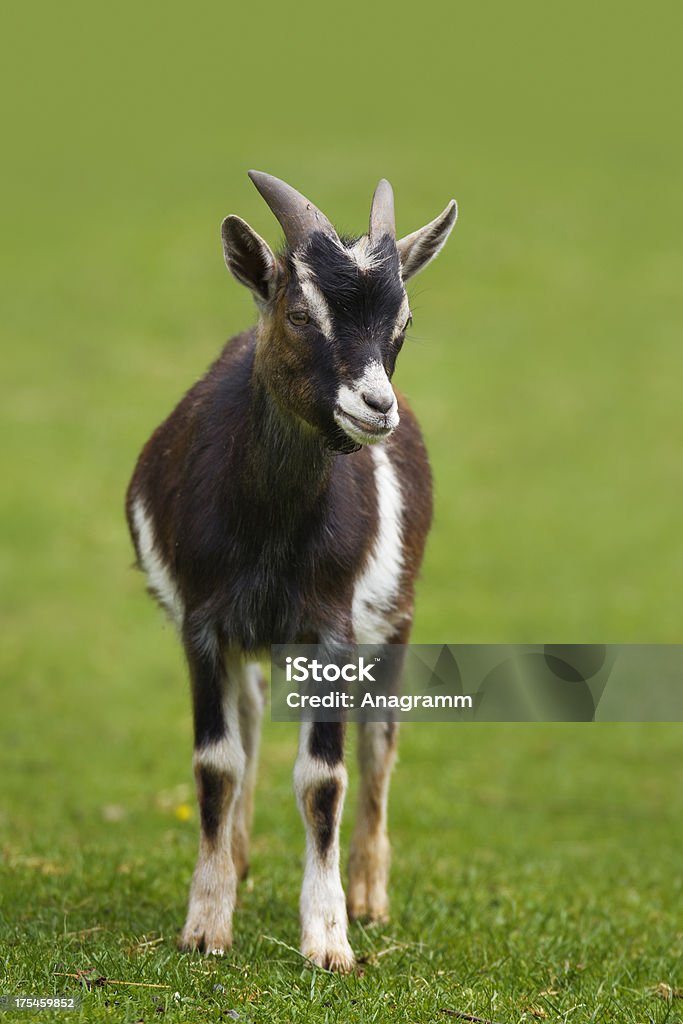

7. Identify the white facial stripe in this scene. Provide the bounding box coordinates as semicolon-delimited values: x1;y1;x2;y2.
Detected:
393;293;411;339
292;254;334;338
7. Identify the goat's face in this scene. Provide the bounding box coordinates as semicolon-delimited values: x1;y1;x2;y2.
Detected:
270;232;409;449
221;173;457;451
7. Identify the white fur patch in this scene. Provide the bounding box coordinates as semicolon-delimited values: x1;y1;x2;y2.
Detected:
131;496;184;625
193;732;246;781
335;360;399;445
347;235;384;272
292;254;334;338
181;836;237;955
352;446;404;644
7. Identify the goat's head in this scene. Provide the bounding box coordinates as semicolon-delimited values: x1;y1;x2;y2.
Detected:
221;171;457;452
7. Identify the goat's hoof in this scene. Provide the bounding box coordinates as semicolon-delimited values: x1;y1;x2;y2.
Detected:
178;921;233;956
347;874;389;924
347;895;389;924
303;941;355;973
347;841;390;923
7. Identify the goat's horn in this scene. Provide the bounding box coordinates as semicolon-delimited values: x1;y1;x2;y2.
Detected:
369;178;395;240
248;170;338;249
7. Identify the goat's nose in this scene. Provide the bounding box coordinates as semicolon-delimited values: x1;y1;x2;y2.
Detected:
362;390;394;415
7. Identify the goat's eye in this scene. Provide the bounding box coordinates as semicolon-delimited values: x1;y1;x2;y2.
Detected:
288;310;310;327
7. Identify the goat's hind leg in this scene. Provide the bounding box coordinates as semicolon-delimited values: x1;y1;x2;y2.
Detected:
179;633;246;954
232;661;265;882
347;720;397;923
347;636;405;923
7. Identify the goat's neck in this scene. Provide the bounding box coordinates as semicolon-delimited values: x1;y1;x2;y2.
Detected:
247;365;332;510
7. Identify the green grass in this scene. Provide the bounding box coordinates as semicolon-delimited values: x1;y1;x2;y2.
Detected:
1;0;683;1020
2;723;682;1022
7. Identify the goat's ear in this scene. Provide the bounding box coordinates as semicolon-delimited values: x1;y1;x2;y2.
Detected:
396;200;458;281
221;215;279;302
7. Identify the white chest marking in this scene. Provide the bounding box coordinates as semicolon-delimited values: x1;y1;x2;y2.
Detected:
131;496;184;626
352;446;404;644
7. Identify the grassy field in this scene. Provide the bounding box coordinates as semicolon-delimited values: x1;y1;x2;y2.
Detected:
1;0;682;1021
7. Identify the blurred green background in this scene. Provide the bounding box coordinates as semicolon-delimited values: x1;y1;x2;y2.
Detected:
1;1;682;1021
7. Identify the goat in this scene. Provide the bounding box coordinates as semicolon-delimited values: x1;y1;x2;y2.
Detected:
126;171;457;971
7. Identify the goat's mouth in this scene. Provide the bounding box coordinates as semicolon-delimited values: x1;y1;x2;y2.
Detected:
333;407;397;446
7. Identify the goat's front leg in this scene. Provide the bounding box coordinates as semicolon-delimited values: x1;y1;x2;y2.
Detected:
294;721;354;972
179;637;246;954
347;720;398;923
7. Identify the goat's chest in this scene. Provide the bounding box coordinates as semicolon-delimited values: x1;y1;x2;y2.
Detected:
300;444;407;643
348;445;405;644
230;445;406;646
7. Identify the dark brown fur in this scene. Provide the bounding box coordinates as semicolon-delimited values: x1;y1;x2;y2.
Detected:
306;780;342;859
124;194;452;966
126;326;432;659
